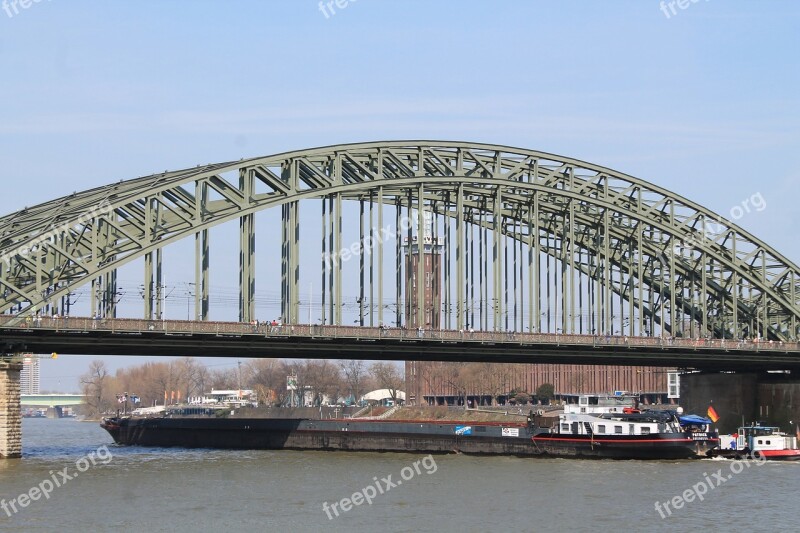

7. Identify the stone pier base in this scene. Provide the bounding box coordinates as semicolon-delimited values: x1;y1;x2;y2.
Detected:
0;362;23;459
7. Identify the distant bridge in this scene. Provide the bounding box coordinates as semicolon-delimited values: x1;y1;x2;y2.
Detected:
21;394;84;407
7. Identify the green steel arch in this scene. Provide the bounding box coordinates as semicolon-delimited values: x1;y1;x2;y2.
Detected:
0;141;798;340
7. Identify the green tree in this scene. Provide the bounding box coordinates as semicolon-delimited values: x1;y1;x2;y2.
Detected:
536;383;555;403
513;392;531;405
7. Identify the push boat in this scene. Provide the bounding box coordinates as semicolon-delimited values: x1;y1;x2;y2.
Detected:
529;394;718;459
101;394;714;460
706;424;800;461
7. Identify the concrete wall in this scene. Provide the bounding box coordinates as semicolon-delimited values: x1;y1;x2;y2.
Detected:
681;372;800;434
0;363;22;458
680;373;758;434
757;380;800;432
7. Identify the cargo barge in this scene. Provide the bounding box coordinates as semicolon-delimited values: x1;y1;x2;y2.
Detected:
101;395;711;459
101;416;538;455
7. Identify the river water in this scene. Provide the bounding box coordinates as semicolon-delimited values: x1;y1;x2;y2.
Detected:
0;418;797;532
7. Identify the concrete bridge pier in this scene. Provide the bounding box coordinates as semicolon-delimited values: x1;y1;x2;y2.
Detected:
0;362;22;459
680;371;800;434
46;406;64;419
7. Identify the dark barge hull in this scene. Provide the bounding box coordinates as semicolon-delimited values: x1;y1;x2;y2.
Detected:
531;434;698;459
101;417;536;455
101;417;698;459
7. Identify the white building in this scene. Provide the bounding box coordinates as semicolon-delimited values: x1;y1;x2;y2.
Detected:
360;389;406;406
20;357;40;395
188;389;257;408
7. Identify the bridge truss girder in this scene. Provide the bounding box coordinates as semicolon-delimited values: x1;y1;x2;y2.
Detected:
0;141;797;340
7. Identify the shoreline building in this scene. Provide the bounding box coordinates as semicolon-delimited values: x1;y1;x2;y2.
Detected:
416;362;678;406
21;356;40;395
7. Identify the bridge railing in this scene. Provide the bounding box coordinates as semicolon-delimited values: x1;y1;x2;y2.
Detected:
1;315;798;352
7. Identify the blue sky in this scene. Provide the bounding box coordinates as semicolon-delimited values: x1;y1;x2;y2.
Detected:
1;1;798;391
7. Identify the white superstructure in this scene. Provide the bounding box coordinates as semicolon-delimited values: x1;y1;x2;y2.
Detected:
563;394;638;415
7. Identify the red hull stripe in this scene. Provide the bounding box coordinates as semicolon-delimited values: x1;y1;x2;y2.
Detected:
532;437;692;444
331;419;527;427
758;449;800;457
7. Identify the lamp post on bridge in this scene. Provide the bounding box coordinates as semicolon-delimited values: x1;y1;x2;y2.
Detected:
186;282;196;321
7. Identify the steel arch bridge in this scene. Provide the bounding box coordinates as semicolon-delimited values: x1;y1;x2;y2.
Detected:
1;141;798;342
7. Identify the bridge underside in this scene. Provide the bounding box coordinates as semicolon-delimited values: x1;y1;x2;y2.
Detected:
2;326;798;372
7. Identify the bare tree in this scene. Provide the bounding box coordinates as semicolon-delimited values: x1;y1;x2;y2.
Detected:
369;362;404;404
80;360;110;418
340;360;366;405
441;362;469;407
209;368;239;390
245;359;287;406
191;364;211;399
486;363;514;406
152;361;180;404
301;360;343;406
174;358;205;399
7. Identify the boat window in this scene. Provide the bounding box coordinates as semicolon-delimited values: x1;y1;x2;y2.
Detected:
758;439;763;445
766;440;771;445
614;425;623;434
597;425;606;434
641;426;651;435
561;423;570;432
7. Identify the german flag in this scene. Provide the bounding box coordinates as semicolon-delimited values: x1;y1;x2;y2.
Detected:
707;404;720;423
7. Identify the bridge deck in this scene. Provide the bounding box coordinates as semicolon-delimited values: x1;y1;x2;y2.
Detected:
2;316;799;371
